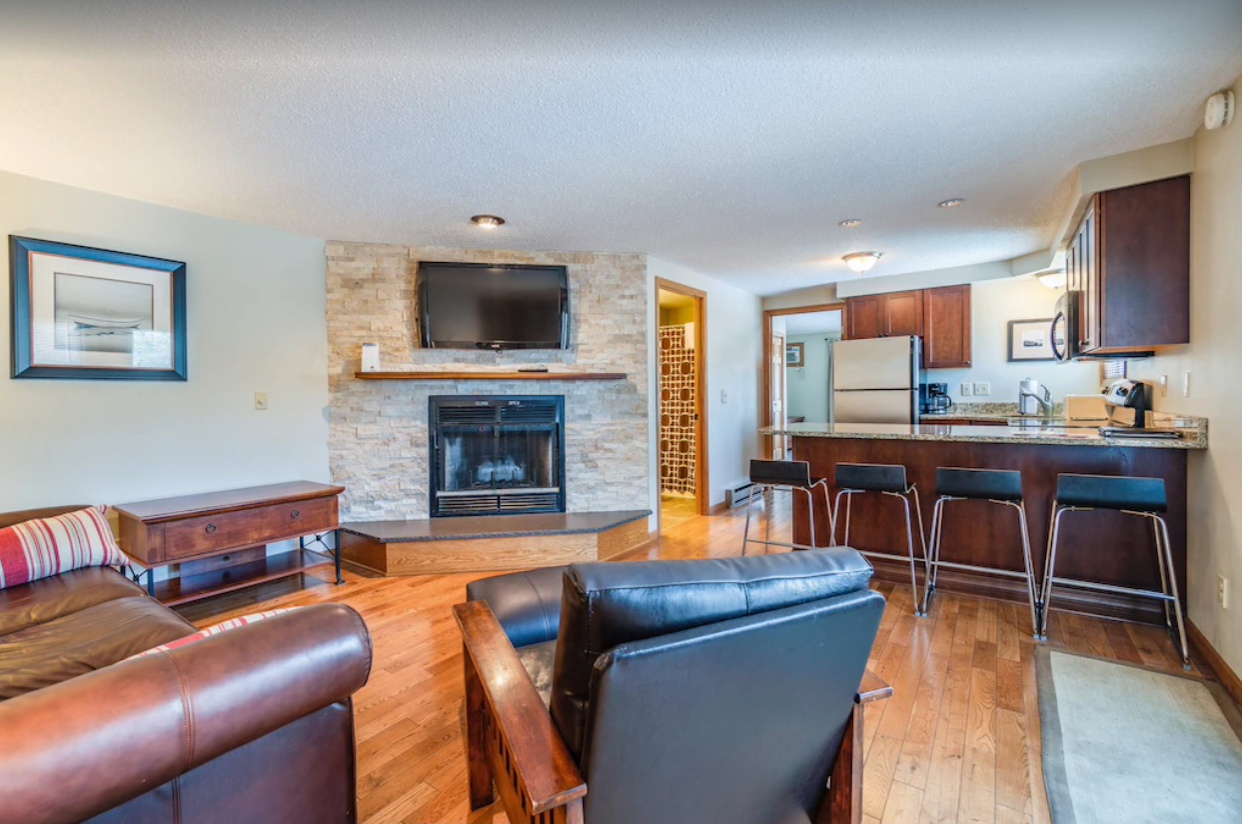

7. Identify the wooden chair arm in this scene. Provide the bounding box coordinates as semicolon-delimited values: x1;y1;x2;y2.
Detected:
857;669;892;704
454;600;586;817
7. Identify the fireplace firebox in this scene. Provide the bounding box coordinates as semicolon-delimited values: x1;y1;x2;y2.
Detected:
429;396;565;517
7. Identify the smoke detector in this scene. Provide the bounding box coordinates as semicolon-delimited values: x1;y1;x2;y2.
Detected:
1205;91;1234;130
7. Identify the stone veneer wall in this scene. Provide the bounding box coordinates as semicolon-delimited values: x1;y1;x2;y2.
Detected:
326;242;649;521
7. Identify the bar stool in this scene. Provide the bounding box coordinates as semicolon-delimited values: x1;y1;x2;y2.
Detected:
741;459;832;555
921;467;1038;636
1040;473;1189;667
833;463;928;615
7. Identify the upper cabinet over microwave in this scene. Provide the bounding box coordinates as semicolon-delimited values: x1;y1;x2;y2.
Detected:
1056;175;1190;359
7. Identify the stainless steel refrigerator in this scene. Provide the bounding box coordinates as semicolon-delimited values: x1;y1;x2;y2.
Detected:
831;336;921;424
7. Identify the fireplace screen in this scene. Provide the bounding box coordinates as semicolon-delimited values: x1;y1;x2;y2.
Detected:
430;396;565;516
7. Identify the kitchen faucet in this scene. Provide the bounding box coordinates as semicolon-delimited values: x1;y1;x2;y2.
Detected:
1019;378;1054;416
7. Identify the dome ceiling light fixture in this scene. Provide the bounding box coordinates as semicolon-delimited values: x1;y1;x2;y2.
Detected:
838;218;862;227
1037;270;1068;289
470;214;505;228
843;251;883;273
937;198;966;208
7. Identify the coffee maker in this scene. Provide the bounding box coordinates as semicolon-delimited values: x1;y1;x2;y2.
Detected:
919;382;952;414
1102;379;1151;428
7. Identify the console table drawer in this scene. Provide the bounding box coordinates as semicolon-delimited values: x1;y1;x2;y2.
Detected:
163;497;335;560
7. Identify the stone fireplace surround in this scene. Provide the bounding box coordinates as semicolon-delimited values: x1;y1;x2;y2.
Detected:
326;242;649;522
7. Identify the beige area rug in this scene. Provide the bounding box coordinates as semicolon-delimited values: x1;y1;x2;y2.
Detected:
1037;647;1242;824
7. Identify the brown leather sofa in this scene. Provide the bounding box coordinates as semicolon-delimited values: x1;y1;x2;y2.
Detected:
0;506;373;824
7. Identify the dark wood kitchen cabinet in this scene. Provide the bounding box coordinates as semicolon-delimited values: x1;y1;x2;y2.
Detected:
844;294;883;339
844;290;923;338
883;290;924;337
922;284;971;368
1068;175;1190;355
845;285;971;368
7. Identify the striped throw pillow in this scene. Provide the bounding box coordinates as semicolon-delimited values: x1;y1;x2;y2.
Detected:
0;505;127;589
125;607;299;660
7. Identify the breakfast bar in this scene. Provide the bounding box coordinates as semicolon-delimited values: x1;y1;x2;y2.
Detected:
762;417;1207;624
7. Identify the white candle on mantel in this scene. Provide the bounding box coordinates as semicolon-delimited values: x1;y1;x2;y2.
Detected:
361;343;381;372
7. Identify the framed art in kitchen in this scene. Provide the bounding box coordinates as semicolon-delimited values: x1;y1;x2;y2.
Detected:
1007;317;1056;362
9;236;187;380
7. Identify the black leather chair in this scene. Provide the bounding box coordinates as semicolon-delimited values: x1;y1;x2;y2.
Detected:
456;548;889;824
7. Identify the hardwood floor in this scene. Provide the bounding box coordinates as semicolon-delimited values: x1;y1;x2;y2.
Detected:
176;496;1208;824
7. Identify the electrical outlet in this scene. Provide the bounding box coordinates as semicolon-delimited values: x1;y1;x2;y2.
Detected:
1220;575;1230;610
1182;371;1191;398
254;391;268;411
959;382;973;397
973;381;991;396
1159;374;1169;398
720;389;729;404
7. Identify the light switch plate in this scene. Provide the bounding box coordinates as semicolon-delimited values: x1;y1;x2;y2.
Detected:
1182;371;1191;398
973;382;991;396
959;383;973;396
254;391;268;411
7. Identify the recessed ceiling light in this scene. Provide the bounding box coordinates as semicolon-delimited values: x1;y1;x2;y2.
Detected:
838;218;862;227
470;214;505;228
937;198;966;208
843;251;882;273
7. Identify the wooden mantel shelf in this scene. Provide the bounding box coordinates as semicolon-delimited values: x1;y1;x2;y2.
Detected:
354;371;628;381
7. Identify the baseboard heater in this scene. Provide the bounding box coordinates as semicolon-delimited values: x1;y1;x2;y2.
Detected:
726;480;758;509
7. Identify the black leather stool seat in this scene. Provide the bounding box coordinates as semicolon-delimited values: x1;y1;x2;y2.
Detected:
835;462;908;493
936;467;1023;502
1055;473;1167;513
749;459;822;488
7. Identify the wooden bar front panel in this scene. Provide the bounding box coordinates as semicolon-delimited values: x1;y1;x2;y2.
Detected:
791;436;1187;624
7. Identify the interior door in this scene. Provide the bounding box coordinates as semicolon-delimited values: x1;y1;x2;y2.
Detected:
770;332;786;458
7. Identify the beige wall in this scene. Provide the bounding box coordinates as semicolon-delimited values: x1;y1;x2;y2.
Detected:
0;171;330;510
1129;75;1242;675
930;276;1100;404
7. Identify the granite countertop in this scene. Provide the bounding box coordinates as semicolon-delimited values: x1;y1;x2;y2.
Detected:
920;402;1062;421
761;413;1208;450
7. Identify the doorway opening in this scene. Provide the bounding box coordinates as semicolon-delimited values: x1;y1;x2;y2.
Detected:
656;279;707;531
763;305;844;459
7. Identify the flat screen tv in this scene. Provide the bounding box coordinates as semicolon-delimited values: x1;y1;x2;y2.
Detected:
416;261;569;350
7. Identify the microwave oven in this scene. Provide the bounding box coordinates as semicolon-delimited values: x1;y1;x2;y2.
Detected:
1051;291;1154;361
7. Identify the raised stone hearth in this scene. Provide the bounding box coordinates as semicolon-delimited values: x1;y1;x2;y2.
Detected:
338;510;650;575
326;242;649;522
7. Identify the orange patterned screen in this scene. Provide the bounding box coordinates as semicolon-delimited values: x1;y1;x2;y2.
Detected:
658;325;696;495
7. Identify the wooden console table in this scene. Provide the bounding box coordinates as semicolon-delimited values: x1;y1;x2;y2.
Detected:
114;481;346;606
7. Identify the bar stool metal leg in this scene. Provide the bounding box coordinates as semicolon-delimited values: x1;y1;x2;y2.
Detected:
1150;517;1173;629
834;486;925;615
764;486;773;549
1152;513;1190;668
921;495;1039;638
1038;505;1070;640
1012;500;1039;638
920;496;950;614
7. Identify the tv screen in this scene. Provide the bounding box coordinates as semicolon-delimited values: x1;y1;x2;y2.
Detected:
416;261;569;350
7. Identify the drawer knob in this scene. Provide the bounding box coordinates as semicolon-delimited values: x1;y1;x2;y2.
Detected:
205;523;217;534
291;509;301;519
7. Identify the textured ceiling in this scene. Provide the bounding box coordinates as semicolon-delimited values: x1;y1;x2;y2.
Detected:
2;1;1240;296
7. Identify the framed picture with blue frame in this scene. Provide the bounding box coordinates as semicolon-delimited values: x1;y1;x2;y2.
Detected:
9;236;187;380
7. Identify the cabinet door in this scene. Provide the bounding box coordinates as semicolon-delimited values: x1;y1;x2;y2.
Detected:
845;295;883;339
882;290;924;337
923;284;971;368
1080;200;1098;352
